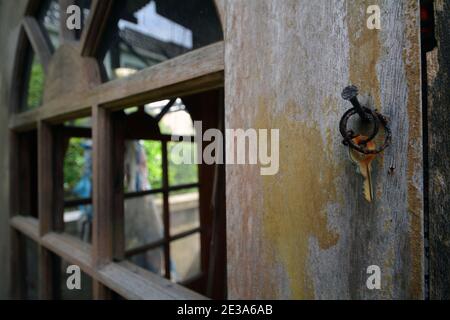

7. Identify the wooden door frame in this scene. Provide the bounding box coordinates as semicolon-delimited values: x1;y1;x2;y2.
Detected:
9;0;226;300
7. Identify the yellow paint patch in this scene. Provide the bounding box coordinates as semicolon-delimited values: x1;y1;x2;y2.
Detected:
257;101;340;299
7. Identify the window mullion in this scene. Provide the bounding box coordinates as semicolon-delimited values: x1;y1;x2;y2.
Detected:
22;17;52;72
79;0;114;57
92;105;114;266
162;140;171;279
37;121;59;299
92;105;124;299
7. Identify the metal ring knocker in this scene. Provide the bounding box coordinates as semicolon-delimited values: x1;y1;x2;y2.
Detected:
339;85;391;154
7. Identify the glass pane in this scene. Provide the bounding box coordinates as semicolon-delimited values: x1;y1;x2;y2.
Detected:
64;117;92;128
170;190;200;236
64;138;92;201
170;233;201;283
157;99;195;136
128;246;165;277
59;258;93;300
17;131;38;218
168;141;199;186
63;136;92;243
64;205;92;243
38;0;61;51
143;100;169;118
97;0;223;81
124;140;163;192
25;53;45;111
125;194;164;251
24;236;39;300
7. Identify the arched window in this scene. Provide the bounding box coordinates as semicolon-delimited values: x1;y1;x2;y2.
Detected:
10;0;226;300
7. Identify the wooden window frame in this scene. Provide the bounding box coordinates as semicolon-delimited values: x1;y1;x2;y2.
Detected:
9;0;225;300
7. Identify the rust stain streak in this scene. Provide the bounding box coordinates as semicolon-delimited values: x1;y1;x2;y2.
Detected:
403;0;424;299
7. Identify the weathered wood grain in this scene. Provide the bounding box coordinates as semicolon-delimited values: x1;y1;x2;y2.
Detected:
38;121;54;236
37;121;60;299
10;216;39;243
41;233;94;275
0;0;431;301
225;0;423;299
428;0;450;300
8;215;206;300
98;261;207;300
92;105;115;267
43;43;102;104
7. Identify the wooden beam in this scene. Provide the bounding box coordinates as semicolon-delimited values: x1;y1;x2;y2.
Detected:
37;121;59;299
9;108;39;132
10;28;30;114
92;105;114;267
38;121;55;236
22;17;52;72
92;105;125;299
162;140;171;279
8;223;206;300
88;42;224;111
41;233;94;276
111;112;125;261
97;262;207;300
9;42;225;130
40;235;205;300
10;216;40;243
79;0;113;56
53;127;66;232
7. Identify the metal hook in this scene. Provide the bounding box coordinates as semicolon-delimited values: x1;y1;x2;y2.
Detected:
339;85;392;155
341;85;370;122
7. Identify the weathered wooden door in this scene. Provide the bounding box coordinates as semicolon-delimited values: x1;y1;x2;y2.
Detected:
225;0;425;299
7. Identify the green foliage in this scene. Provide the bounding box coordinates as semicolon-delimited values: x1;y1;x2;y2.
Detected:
168;142;198;187
142;140;163;189
27;57;44;110
142;140;198;192
64;138;87;196
62;139;198;198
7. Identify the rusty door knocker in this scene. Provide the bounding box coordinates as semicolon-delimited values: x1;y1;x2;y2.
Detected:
339;85;391;154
